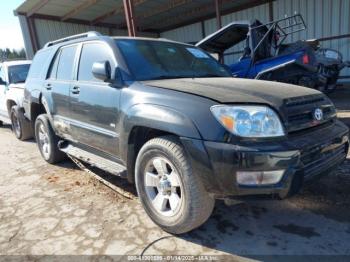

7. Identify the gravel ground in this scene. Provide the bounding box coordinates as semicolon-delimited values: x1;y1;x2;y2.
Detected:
0;86;349;261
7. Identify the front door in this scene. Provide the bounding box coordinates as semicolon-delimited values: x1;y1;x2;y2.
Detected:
69;42;120;156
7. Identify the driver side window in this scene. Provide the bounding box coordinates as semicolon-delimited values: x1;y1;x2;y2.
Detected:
78;42;114;82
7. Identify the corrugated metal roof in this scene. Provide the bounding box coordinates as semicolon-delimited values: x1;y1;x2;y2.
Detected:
15;0;258;32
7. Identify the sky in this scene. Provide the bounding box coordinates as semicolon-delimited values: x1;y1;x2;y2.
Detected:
0;0;25;50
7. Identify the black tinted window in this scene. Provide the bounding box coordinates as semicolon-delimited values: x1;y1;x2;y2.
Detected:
8;64;31;84
57;45;77;80
78;43;113;82
116;40;230;81
28;50;50;79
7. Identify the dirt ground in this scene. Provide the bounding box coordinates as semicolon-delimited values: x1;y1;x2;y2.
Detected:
0;86;350;260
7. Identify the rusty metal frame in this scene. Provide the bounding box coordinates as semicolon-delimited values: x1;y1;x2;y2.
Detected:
150;0;274;32
26;0;50;17
61;0;101;21
123;0;137;36
26;16;39;52
215;0;222;30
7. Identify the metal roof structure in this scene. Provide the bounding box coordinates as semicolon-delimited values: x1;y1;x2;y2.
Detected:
13;0;350;81
15;0;272;34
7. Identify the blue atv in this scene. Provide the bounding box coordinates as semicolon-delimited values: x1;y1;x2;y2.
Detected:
196;15;327;90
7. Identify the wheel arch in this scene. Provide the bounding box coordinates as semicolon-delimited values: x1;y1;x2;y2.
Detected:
6;99;17;118
121;104;202;184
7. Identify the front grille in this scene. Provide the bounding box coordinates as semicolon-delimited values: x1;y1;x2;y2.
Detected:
301;143;347;180
283;94;336;133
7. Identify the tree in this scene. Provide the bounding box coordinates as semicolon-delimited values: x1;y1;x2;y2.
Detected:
0;48;27;61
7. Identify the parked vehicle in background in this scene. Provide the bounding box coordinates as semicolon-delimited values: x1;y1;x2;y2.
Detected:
196;14;349;92
279;39;350;93
0;60;33;140
315;47;350;93
24;32;349;234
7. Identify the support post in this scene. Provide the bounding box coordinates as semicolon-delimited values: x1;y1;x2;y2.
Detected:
123;0;137;36
268;1;274;21
214;0;223;63
26;17;39;53
201;21;206;38
215;0;222;29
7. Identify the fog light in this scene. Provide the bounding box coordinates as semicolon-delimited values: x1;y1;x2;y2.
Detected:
236;170;285;186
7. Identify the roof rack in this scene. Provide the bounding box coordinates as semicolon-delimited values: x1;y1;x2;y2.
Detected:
44;31;102;48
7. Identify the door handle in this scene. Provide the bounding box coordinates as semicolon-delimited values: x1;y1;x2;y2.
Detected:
71;86;80;94
45;83;52;90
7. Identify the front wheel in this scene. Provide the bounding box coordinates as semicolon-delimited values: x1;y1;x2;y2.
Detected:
34;114;66;164
135;136;215;234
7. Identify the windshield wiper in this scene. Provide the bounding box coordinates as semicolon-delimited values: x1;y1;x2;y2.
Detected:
149;75;183;80
195;74;225;78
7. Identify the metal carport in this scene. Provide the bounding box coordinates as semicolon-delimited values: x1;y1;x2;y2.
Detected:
14;0;267;58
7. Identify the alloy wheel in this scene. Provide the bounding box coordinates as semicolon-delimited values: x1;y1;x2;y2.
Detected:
144;156;183;217
11;112;21;138
38;122;51;160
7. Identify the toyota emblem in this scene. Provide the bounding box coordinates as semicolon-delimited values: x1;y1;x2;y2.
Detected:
314;108;323;121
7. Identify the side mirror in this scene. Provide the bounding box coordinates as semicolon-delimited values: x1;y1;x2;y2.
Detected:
92;61;111;82
0;77;6;86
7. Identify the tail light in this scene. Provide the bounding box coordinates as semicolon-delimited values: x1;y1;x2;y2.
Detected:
302;54;310;64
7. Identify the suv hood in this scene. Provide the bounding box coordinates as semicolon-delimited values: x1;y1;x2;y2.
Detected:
142;77;321;108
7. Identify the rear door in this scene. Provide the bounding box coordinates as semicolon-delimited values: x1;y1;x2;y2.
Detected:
69;41;120;156
45;44;78;136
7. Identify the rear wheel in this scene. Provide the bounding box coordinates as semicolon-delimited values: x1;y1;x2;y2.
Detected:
10;105;33;141
135;136;215;234
34;114;66;164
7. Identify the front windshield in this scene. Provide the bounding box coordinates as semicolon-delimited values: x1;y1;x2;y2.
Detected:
115;39;231;81
8;64;31;84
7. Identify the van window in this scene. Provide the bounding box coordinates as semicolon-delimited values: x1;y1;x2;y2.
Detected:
56;45;77;81
78;43;113;82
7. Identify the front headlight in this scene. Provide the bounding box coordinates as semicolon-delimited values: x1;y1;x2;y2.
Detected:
210;105;285;137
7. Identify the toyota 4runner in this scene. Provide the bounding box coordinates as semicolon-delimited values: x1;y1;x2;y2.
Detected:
23;32;349;234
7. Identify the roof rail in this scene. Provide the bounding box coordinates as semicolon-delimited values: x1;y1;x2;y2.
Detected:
44;31;102;48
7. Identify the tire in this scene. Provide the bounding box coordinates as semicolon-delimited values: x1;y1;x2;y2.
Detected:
135;136;215;234
10;105;34;141
34;114;66;164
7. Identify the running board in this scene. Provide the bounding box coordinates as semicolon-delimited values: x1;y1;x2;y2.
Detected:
58;142;127;178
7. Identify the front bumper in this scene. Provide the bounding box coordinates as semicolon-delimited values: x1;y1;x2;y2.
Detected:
181;120;349;198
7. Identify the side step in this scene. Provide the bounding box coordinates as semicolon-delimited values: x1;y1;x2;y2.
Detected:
58;142;127;178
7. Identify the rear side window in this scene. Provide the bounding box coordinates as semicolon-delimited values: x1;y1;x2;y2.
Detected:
27;50;50;79
78;42;113;82
56;45;77;81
